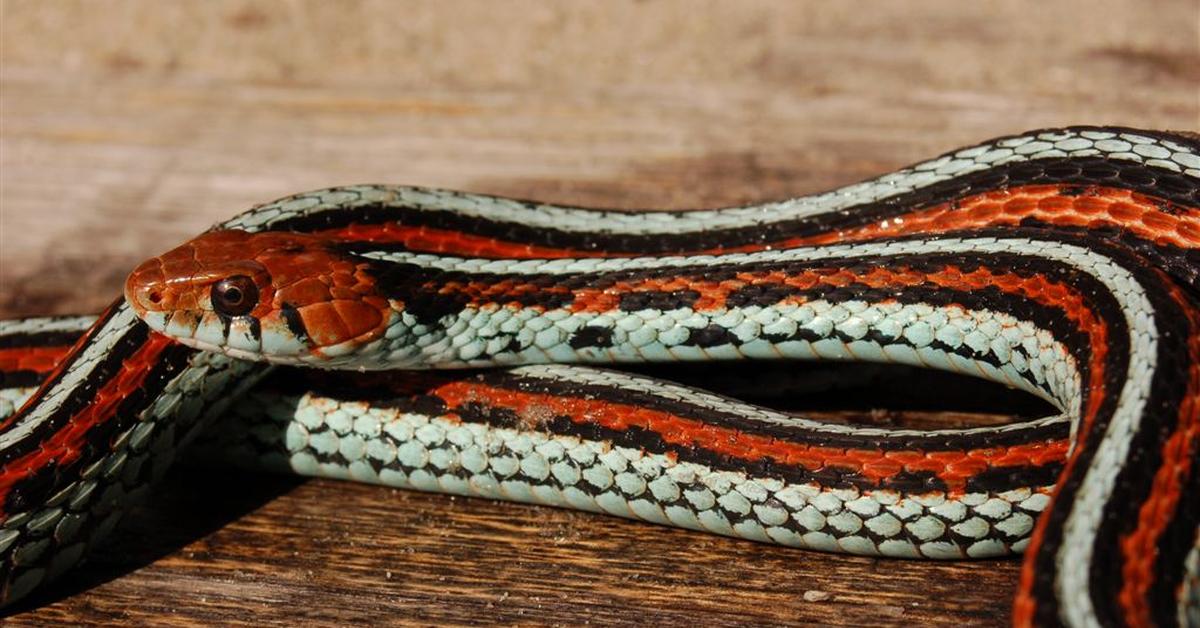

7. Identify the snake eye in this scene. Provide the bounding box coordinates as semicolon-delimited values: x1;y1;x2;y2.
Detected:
211;275;259;317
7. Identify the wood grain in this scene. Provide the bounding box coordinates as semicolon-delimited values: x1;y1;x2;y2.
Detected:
1;1;1197;625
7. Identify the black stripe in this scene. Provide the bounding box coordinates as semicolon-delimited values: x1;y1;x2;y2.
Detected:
1150;429;1200;625
0;371;43;389
0;305;147;464
0;330;85;350
301;155;1198;259
1091;280;1199;628
476;367;1072;454
1004;240;1142;626
361;247;1109;404
1016;217;1200;295
313;362;1074;457
366;261;574;326
0;303;122;423
618;290;700;312
448;390;1065;494
1;341;195;513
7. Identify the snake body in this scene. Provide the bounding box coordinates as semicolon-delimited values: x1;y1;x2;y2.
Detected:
1;127;1197;626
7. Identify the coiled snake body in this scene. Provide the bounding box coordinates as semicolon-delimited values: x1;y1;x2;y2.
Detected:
0;127;1197;626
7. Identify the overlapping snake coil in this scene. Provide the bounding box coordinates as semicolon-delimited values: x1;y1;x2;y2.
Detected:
0;127;1197;626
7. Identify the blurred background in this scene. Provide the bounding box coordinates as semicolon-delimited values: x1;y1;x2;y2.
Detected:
1;1;1197;624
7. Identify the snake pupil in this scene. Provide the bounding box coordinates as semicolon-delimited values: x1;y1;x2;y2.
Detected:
212;275;258;317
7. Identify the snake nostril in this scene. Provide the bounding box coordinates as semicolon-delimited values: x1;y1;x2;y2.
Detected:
147;290;163;305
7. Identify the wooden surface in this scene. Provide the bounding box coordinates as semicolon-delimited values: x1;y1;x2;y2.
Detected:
1;1;1197;625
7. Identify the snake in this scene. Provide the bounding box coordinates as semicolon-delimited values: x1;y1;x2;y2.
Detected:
0;126;1196;626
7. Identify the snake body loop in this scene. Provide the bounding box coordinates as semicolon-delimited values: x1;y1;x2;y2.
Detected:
1;127;1197;627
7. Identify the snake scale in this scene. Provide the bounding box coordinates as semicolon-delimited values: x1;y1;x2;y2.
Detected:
0;126;1196;626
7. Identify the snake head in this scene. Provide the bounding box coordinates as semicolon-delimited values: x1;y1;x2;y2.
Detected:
125;229;394;365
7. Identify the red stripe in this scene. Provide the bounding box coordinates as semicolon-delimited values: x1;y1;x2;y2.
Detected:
320;222;603;259
314;185;1200;258
733;185;1200;252
0;346;73;376
1117;277;1200;626
0;333;176;514
416;261;1109;495
430;379;1068;492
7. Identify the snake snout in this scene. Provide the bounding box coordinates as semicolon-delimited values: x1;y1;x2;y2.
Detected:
125;257;172;315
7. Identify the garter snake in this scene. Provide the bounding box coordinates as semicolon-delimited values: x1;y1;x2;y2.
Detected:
1;126;1197;627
